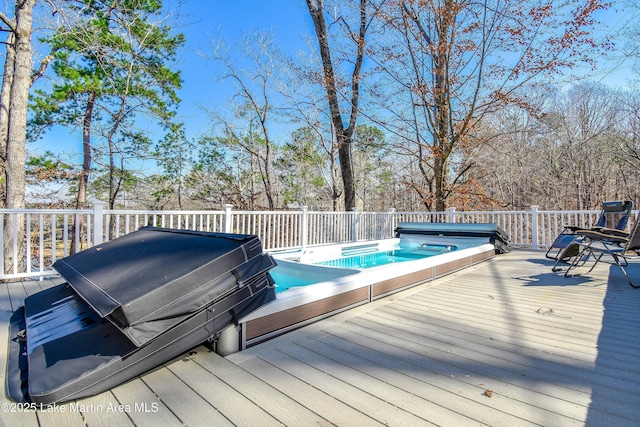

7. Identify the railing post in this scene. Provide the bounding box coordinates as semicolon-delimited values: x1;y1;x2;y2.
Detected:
92;201;105;246
300;206;308;250
388;208;396;238
352;207;359;242
530;205;539;250
223;204;233;233
447;207;456;223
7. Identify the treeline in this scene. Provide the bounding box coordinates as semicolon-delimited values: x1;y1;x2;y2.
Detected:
479;84;640;210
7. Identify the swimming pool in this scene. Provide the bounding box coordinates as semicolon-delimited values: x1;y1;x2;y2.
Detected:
315;245;456;269
269;243;458;292
212;236;496;355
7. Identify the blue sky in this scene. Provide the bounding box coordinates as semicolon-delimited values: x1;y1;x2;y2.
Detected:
175;1;312;139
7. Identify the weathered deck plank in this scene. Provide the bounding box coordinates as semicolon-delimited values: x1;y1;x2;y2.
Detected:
255;343;432;426
238;354;386;426
73;392;135;427
109;378;181;427
141;364;234;427
188;346;332;426
159;354;282;426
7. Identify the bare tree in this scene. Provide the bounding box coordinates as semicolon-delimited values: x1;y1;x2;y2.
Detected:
278;79;343;210
205;32;280;209
305;0;370;211
372;0;610;211
476;83;637;210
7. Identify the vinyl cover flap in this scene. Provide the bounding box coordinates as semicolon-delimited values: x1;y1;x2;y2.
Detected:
53;227;264;327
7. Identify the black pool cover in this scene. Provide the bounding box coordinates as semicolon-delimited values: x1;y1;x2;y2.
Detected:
6;227;276;404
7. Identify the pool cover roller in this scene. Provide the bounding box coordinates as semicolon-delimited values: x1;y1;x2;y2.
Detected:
395;222;511;254
6;227;276;404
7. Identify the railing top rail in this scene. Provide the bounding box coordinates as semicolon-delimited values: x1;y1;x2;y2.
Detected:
454;209;602;215
0;208;94;214
104;209;226;215
305;211;356;215
0;207;625;215
536;209;602;214
232;210;307;214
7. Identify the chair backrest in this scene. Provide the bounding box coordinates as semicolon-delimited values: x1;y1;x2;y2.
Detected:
625;213;640;252
597;200;633;230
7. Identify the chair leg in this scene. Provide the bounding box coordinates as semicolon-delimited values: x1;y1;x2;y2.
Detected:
546;233;576;260
564;244;592;278
586;252;604;273
546;246;563;261
552;241;582;272
614;256;639;288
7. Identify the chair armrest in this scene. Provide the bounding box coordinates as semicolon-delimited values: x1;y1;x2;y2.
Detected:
590;227;629;237
574;229;628;244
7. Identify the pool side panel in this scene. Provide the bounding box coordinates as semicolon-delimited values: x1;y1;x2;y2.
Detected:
472;249;495;264
245;287;369;342
371;268;434;299
434;257;471;277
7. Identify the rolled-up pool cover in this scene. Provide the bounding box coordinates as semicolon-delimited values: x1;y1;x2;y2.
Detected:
395;222;511;254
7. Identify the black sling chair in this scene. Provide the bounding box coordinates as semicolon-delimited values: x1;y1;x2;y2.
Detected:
547;200;633;271
562;213;640;288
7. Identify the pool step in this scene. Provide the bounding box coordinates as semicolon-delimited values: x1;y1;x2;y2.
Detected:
341;243;379;257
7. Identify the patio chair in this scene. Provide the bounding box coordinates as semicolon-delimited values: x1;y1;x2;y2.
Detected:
562;213;640;288
545;200;633;264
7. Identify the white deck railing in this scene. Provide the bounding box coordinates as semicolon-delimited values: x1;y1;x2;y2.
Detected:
0;202;635;280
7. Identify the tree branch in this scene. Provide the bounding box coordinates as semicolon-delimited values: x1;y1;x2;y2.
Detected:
0;11;15;31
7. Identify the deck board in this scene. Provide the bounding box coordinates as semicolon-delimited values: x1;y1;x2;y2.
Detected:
141;364;234;427
238;354;386;426
314;317;563;426
255;343;430;426
2;250;640;426
109;378;181;427
159;354;281;427
187;348;329;426
74;392;135;427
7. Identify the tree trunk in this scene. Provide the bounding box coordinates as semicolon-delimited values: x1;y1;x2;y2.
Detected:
77;91;95;210
330;149;340;211
0;31;16;208
306;0;366;211
434;156;446;212
3;0;36;273
5;0;34;209
336;133;355;209
71;90;95;254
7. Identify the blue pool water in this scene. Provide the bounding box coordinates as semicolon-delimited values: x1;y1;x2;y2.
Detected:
269;271;322;291
316;246;454;269
271;244;457;292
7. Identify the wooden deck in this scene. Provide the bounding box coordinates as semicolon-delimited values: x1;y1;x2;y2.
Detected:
1;249;639;426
